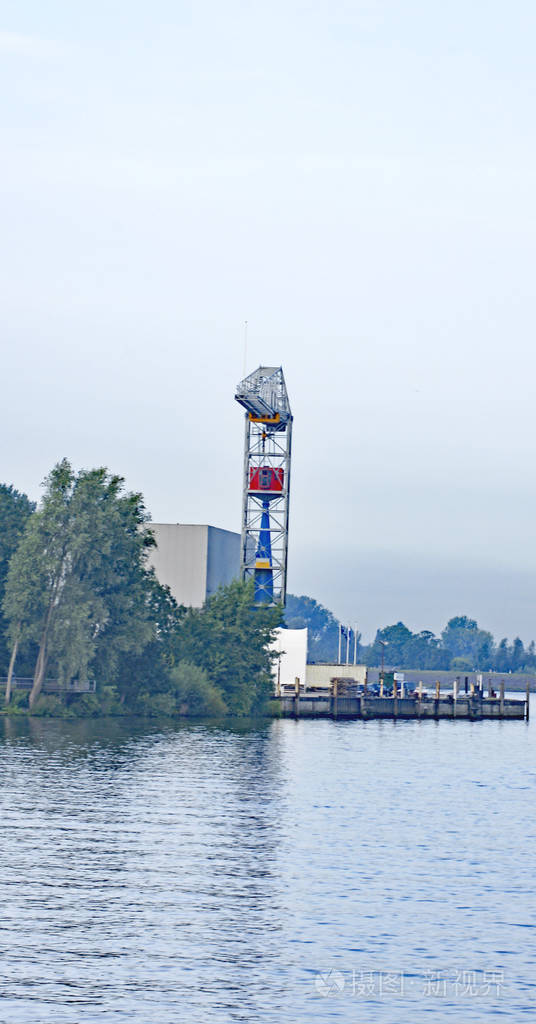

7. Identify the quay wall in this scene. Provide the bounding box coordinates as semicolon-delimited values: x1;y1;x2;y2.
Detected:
278;695;526;720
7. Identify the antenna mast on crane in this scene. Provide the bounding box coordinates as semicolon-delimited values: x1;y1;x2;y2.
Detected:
235;366;292;606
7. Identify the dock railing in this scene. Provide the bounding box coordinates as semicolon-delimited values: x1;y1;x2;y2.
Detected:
0;677;96;695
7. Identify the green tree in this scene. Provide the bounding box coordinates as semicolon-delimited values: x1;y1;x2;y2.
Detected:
109;575;185;708
407;630;449;670
364;622;450;670
511;636;525;672
3;460;157;708
367;622;414;668
494;638;510;673
478;634;494;670
450;656;473;672
133;661;227;718
173;579;282;715
3;500;58;705
441;615;495;670
0;484;35;682
285;594;341;662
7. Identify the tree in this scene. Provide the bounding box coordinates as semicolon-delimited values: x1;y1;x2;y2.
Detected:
511;637;525;672
133;661;227;718
478;634;494;670
285;594;341;662
363;622;451;670
3;503;57;705
367;622;414;668
441;615;494;670
494;638;510;673
406;630;449;670
173;579;282;715
0;484;35;684
0;485;35;587
3;460;158;708
450;656;473;672
109;575;185;708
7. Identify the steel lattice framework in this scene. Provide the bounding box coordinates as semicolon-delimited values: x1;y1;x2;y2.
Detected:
235;366;292;606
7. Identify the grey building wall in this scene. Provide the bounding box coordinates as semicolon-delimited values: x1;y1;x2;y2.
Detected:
148;524;240;608
206;526;241;599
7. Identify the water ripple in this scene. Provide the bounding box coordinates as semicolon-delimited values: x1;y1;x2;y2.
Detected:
0;714;534;1022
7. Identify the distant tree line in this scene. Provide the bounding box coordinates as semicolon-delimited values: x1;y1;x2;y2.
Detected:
285;596;536;673
0;461;281;718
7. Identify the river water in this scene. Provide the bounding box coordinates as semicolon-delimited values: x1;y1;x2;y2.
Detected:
0;712;534;1023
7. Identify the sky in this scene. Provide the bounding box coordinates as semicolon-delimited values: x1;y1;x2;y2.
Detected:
2;1;536;642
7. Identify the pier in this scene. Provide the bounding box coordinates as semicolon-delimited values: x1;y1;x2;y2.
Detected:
276;680;528;721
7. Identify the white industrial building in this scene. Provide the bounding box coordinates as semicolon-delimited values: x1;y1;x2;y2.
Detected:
147;524;240;608
271;627;368;693
271;628;308;692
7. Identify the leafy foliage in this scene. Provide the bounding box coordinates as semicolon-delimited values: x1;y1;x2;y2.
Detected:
0;485;35;673
133;662;227;718
3;460;157;707
367;616;536;672
109;576;185;708
4;457;536;721
1;465;282;717
440;616;494;668
287;594;536;673
172;579;282;716
285;594;343;662
366;623;447;670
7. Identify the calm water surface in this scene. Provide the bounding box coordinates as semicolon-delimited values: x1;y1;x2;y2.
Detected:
0;712;534;1023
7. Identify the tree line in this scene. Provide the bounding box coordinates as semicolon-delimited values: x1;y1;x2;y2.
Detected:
4;461;530;720
285;595;536;673
0;461;281;717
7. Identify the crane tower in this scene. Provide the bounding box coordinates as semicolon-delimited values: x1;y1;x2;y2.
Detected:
235;366;292;606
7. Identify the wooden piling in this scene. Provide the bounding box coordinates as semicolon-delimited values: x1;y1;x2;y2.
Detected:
500;680;505;717
453;677;458;718
526;680;530;722
418;680;423;718
393;678;398;719
294;676;300;718
332;678;338;719
435;680;440;718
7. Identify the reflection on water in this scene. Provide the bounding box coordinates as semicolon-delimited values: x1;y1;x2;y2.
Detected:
0;714;535;1023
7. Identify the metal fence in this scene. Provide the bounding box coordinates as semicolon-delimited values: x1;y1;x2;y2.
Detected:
0;678;96;694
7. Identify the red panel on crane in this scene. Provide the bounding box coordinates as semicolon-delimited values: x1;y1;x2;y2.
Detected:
249;467;284;493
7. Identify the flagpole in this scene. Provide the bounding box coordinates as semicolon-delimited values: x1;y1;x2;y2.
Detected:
346;626;350;665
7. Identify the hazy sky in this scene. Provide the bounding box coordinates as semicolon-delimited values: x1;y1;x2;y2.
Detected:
2;2;536;640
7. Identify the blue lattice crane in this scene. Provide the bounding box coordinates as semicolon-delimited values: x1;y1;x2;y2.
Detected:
235;366;292;605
